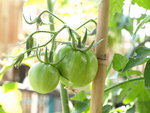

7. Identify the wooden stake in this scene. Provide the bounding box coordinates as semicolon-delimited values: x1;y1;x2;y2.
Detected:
90;0;110;113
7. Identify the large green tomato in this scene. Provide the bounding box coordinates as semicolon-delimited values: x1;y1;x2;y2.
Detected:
54;44;98;87
28;62;60;94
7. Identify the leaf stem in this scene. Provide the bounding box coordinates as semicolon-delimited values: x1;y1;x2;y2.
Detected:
104;77;144;93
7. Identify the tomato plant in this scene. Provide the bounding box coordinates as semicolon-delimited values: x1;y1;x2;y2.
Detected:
0;0;150;113
28;62;60;94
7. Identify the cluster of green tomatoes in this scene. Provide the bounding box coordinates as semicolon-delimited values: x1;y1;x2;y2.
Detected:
16;10;101;94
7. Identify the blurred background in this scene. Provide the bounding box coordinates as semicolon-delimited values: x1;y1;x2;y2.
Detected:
0;0;150;113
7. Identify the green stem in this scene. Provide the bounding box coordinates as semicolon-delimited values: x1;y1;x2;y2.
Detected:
104;77;144;93
47;0;55;31
76;19;97;30
60;83;70;113
46;1;70;113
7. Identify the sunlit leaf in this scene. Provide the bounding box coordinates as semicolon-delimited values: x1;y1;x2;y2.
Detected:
121;80;150;104
133;0;150;9
2;82;18;93
109;0;124;26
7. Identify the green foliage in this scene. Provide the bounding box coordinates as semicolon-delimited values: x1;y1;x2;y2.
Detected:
119;70;142;76
144;60;150;87
102;105;112;113
71;99;90;113
136;101;150;113
112;53;128;71
126;106;135;113
119;80;150;104
123;46;150;72
0;82;22;113
2;82;18;93
0;105;6;113
109;0;124;26
70;91;89;101
133;0;150;9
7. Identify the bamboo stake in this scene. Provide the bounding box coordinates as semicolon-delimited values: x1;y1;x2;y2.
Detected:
90;0;110;113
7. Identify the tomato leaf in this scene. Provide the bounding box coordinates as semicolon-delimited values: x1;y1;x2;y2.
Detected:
2;82;18;93
102;105;112;113
109;0;124;26
123;57;146;72
70;91;89;101
123;46;150;72
136;101;150;113
119;80;150;104
144;59;150;87
126;106;135;113
133;0;150;9
112;54;128;71
135;46;150;58
72;99;90;113
119;70;142;76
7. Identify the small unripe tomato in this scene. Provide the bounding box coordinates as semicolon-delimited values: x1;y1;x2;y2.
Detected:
28;62;60;94
54;44;98;88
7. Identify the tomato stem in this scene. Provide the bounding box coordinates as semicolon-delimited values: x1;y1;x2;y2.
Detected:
76;19;97;30
60;83;70;113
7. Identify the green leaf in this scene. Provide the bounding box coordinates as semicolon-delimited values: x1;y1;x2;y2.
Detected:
144;59;150;87
112;54;128;71
135;46;150;58
102;105;112;113
123;57;146;72
121;80;150;104
0;106;6;113
2;82;18;93
109;0;124;26
126;106;135;113
119;70;142;76
70;91;88;101
72;99;90;113
136;101;150;113
133;0;150;9
123;46;150;71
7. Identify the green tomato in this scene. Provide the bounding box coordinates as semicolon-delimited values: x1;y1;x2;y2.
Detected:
54;44;98;88
28;62;60;94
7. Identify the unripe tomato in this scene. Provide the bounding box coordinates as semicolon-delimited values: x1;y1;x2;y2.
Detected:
28;62;60;94
54;44;98;87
